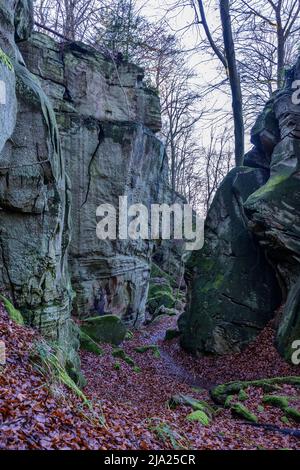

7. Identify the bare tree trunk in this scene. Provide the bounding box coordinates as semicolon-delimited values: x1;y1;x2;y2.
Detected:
219;0;244;167
64;0;76;40
275;1;285;88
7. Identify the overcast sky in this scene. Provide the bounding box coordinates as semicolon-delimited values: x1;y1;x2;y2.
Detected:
137;0;251;149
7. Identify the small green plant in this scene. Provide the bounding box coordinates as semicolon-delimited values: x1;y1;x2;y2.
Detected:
147;418;190;450
0;47;13;71
114;361;121;370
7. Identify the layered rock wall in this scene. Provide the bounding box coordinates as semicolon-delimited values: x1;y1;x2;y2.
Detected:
179;61;300;361
19;33;168;326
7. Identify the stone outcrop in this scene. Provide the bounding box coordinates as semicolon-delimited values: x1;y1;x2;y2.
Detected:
179;59;300;361
179;167;281;354
0;0;81;380
0;0;173;375
19;32;168;327
245;60;300;361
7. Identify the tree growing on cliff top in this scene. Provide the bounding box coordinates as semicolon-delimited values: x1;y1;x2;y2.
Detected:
34;0;106;41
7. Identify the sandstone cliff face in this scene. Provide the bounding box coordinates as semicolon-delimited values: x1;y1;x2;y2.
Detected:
19;33;168;326
0;0;172;371
179;62;300;361
0;0;80;380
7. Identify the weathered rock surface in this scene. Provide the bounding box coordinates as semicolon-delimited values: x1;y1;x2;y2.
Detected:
180;58;300;361
81;314;127;346
179;167;281;354
19;33;169;327
244;60;300;361
0;0;77;380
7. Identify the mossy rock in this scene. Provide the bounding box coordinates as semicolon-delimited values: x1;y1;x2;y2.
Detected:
210;376;300;405
285;407;300;423
134;345;160;358
262;395;289;410
186;410;210;426
0;295;24;325
81;314;127;346
164;328;181;341
224;394;236;408
147;284;176;315
112;348;135;367
79;330;103;355
147;265;177;316
238;389;249;401
169;394;215;416
231;403;258;423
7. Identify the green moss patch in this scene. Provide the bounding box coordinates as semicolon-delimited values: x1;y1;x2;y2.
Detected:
238;389;249;402
79;330;103;355
186;410;210;426
81;314;127;346
169;394;215;416
262;395;289;410
134;345;160;358
0;295;24;325
164;328;181;341
231;403;258;423
285;407;300;423
112;348;136;367
210;377;300;405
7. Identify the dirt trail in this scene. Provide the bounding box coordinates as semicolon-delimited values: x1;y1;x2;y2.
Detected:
145;320;214;390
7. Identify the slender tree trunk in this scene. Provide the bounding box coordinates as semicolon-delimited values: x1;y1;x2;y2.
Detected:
275;2;285;88
220;0;244;166
64;0;76;40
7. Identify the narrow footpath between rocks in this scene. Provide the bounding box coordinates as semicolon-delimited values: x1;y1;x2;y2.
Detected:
1;304;299;450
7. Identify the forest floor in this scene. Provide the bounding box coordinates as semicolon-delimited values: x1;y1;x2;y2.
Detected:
0;303;299;450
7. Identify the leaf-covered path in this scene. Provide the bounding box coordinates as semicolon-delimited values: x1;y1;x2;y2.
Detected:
0;303;299;450
80;315;300;450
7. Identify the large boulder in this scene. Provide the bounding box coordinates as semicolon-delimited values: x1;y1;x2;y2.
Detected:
244;60;300;361
81;314;127;346
180;56;300;362
179;166;281;355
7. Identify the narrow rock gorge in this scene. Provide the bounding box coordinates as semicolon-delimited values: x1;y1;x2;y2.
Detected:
1;0;300;453
1;0;300;374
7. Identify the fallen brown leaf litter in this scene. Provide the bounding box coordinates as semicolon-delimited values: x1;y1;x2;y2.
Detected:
0;304;299;450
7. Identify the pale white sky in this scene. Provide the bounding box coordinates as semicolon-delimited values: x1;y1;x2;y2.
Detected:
137;0;250;149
